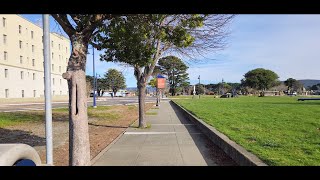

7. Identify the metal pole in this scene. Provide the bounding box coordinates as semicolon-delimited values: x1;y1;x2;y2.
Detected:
96;73;99;98
43;14;53;165
93;47;97;108
198;75;200;99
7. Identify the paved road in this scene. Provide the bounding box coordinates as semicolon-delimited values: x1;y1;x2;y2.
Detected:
0;97;157;112
92;99;236;166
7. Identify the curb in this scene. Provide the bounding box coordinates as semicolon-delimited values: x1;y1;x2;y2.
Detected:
170;100;267;166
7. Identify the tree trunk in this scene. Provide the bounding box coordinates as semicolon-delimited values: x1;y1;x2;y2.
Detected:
138;82;147;128
63;36;90;166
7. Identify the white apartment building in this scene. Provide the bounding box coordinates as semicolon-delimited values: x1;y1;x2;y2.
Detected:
0;15;70;98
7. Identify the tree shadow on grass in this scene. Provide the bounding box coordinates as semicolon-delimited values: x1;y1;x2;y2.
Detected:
263;101;320;106
0;128;45;147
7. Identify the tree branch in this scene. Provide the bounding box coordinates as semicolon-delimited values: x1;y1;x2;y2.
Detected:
51;14;76;37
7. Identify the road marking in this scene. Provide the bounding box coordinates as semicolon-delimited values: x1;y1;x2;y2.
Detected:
124;132;201;135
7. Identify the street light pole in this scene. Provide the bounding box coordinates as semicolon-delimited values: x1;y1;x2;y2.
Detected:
198;75;200;99
43;14;53;165
92;46;97;108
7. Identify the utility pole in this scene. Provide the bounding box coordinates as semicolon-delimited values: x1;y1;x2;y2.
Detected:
43;14;53;165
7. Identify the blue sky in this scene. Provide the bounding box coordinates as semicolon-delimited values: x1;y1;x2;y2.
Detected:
23;15;320;87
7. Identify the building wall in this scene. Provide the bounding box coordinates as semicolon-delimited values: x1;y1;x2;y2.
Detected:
0;14;70;98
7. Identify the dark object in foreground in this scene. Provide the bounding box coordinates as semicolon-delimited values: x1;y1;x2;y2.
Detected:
297;98;320;101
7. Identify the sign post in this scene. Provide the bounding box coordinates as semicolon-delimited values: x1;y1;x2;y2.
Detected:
156;75;166;106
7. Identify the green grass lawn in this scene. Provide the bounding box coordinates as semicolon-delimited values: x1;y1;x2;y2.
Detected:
0;106;120;127
173;96;320;166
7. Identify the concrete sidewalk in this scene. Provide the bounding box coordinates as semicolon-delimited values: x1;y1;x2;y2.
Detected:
92;99;236;166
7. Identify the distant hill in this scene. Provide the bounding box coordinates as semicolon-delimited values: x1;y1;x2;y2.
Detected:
298;79;320;88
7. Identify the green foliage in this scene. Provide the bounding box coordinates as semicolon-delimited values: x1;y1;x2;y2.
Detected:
242;68;279;91
174;96;320;165
158;56;189;96
103;68;126;94
148;78;157;88
284;78;304;92
86;75;94;87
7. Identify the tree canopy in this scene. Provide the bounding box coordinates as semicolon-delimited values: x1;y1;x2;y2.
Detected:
93;14;234;128
104;68;126;95
158;56;189;96
242;68;279;91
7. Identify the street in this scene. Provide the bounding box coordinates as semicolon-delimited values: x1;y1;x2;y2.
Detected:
0;97;157;112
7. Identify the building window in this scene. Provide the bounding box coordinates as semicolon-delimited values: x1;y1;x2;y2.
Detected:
19;25;22;34
52;52;54;60
52;64;54;71
4;69;8;78
26;43;28;48
33;90;36;97
51;41;53;48
3;34;7;45
66;58;68;63
2;17;6;27
32;45;34;53
59;44;60;50
32;59;35;66
66;47;67;53
53;90;55;96
19;40;22;49
20;71;24;79
60;91;62;95
59;55;60;61
4;51;7;60
59;66;61;72
60;79;62;85
31;31;34;39
5;89;9;98
53;78;55;85
33;73;36;80
20;56;23;64
21;90;24;98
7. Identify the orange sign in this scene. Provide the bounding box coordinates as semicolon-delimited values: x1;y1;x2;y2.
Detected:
157;78;166;89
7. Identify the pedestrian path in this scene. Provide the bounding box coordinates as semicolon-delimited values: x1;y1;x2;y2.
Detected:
92;99;236;166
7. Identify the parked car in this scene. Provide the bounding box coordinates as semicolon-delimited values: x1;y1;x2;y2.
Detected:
288;92;297;96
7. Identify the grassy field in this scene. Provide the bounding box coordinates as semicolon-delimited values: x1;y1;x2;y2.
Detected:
0;105;132;127
173;96;320;166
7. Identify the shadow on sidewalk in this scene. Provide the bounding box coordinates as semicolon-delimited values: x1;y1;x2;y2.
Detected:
169;101;237;166
88;123;128;129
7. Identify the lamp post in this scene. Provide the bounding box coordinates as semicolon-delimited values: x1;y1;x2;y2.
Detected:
43;14;53;165
96;74;100;97
198;75;200;99
222;78;224;95
88;46;97;108
92;47;97;108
